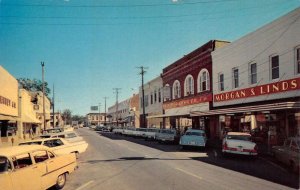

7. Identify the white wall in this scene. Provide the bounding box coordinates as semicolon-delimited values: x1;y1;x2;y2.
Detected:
212;8;300;107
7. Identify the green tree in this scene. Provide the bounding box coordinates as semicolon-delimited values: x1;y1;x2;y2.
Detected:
71;115;85;124
62;109;72;125
18;78;51;97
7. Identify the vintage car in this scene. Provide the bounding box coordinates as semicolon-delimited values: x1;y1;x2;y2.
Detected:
0;145;77;190
222;132;258;156
156;129;180;144
39;131;83;142
19;138;88;158
179;129;207;149
272;137;300;173
143;128;160;140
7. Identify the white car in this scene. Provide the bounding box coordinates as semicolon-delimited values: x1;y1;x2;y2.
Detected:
222;132;258;156
39;131;83;142
179;129;207;149
19;138;88;158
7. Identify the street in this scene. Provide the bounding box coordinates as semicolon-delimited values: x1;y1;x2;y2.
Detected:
63;128;299;190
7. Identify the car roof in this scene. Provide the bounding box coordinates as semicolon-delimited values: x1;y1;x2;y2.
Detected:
0;145;50;157
227;132;251;136
21;137;65;143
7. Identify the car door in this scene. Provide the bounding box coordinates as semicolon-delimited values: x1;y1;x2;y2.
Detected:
0;156;13;190
31;150;50;189
10;153;41;190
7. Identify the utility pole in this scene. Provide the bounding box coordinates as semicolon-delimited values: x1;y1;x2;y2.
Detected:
104;97;108;126
52;83;55;128
98;103;101;126
113;88;121;126
41;62;46;131
137;66;148;128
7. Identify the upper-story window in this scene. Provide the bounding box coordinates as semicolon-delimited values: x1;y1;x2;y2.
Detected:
164;84;171;101
173;80;181;99
232;67;239;88
270;55;279;80
154;89;157;103
249;62;257;84
184;75;194;96
158;88;161;102
198;69;210;92
150;93;153;104
218;73;224;91
296;47;300;74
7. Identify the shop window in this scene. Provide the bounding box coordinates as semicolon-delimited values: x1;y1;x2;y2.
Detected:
184;75;194;96
218;73;224;91
232;67;239;88
172;80;181;99
270;55;279;80
198;69;210;92
249;62;257;84
150;93;153;104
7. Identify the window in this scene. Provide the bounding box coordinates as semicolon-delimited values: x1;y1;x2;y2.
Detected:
172;80;181;99
150;93;153;104
198;69;210;92
158;88;161;102
219;73;224;91
271;55;279;79
296;47;300;74
32;151;49;163
163;84;171;101
184;75;194;96
12;153;32;169
48;151;55;159
232;67;239;88
0;157;11;172
249;63;257;84
144;95;149;107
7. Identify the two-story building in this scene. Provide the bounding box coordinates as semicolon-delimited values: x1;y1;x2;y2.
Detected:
192;8;300;144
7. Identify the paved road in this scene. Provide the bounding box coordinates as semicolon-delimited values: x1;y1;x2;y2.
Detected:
63;128;299;190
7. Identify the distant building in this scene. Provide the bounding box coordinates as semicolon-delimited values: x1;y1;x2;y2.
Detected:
50;112;64;127
139;76;163;128
86;113;107;126
30;91;51;129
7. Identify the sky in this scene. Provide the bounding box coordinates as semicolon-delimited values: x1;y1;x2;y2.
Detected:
0;0;299;116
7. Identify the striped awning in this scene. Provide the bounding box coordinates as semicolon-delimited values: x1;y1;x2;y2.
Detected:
190;101;300;116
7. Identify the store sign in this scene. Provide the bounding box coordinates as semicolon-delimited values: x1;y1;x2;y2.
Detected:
163;94;212;109
214;77;300;102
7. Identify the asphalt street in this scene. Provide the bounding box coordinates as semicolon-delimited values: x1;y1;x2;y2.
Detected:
63;128;299;190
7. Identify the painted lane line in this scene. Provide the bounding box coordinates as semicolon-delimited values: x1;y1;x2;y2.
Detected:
175;167;202;180
75;180;94;190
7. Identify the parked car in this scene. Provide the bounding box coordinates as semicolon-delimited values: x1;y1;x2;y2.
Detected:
44;128;64;134
144;128;160;140
222;132;258;156
39;131;83;142
0;145;77;190
179;129;207;149
272;137;300;173
19;138;88;158
156;129;180;144
112;127;123;135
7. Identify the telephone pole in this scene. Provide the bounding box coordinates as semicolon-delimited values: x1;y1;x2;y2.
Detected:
41;62;46;131
52;83;55;128
113;88;121;126
104;97;108;126
137;66;148;128
98;103;101;126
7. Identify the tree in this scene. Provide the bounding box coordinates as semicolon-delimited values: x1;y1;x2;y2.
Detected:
18;78;51;97
62;109;72;125
71;115;85;124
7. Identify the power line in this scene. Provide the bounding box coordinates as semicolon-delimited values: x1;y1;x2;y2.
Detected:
0;0;239;8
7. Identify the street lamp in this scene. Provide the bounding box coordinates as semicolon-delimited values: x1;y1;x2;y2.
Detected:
41;62;46;131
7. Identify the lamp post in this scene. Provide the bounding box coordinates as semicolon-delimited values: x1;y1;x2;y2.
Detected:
41;62;46;131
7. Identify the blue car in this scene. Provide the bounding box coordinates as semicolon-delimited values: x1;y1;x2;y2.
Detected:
179;129;207;149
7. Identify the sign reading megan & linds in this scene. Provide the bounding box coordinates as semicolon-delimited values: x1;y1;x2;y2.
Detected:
214;77;300;102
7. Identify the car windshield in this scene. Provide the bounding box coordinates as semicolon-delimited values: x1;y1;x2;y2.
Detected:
185;132;204;136
227;135;251;141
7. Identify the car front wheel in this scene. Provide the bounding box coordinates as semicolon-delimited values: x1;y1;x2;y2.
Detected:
55;173;66;189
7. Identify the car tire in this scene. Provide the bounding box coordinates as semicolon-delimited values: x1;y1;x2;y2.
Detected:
55;173;66;189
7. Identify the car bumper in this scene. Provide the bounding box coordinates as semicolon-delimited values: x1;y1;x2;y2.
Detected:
222;149;258;156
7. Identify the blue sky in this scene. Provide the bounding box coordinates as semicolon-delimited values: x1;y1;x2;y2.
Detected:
0;0;299;116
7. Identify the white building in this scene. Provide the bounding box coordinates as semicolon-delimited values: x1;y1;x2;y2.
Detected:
209;8;300;143
140;76;163;128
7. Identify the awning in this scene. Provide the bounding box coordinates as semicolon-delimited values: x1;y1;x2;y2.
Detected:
0;115;19;121
190;101;300;116
22;114;41;124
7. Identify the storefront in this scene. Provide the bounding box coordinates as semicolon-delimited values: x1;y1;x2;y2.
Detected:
0;66;19;144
